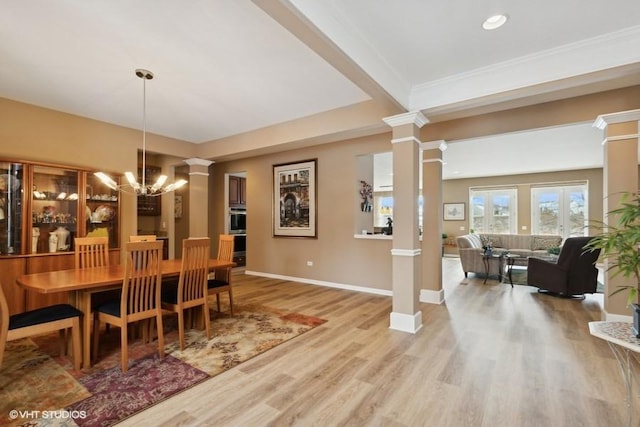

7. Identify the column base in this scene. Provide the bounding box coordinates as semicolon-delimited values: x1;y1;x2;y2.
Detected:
389;311;423;334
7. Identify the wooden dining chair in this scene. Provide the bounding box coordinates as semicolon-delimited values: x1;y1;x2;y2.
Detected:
208;234;235;315
75;236;115;334
0;283;82;371
129;235;157;242
92;241;164;372
161;238;211;350
75;236;109;269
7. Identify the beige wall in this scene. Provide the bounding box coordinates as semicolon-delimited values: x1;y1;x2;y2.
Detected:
3;84;640;293
206;87;640;293
210;133;396;291
0;97;195;258
441;168;604;240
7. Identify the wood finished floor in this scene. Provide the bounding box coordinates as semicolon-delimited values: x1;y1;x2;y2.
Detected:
120;258;633;427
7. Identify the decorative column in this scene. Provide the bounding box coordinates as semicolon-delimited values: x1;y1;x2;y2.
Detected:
383;111;428;333
593;109;640;319
421;140;447;304
184;158;214;238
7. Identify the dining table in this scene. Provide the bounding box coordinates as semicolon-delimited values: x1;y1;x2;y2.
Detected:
16;258;235;369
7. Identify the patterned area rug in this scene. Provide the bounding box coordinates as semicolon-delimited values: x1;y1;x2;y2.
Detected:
0;301;326;427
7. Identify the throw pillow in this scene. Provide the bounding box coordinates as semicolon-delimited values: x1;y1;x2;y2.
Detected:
480;234;502;248
532;236;562;250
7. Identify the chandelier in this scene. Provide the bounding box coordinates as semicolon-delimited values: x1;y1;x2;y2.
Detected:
95;69;187;196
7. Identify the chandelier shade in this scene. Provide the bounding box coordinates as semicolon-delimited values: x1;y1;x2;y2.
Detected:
94;69;187;196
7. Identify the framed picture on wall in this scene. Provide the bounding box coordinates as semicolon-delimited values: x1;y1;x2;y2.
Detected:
174;195;183;219
444;202;465;221
273;159;317;238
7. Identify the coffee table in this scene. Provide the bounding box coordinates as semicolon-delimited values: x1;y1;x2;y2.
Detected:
482;253;504;284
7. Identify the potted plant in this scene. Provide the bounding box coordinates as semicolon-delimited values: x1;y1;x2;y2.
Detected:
585;192;640;336
547;246;561;256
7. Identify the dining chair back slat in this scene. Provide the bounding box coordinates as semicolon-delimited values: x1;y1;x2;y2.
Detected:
208;234;235;315
161;238;211;350
93;240;164;372
129;235;157;242
74;237;109;269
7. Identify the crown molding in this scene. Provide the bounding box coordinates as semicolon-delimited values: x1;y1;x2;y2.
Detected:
410;25;640;112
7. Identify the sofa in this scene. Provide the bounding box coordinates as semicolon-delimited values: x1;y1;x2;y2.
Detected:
456;233;563;278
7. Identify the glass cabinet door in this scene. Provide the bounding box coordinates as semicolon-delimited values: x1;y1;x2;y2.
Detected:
86;172;119;248
0;162;24;255
32;166;79;254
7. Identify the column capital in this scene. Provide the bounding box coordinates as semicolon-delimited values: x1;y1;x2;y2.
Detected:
383;111;429;128
420;140;447;151
593;109;640;130
184;158;214;167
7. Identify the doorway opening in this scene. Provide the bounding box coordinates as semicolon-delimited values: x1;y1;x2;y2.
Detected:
225;172;247;267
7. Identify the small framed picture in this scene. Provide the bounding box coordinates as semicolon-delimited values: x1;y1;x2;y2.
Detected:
444;202;465;221
174;195;183;219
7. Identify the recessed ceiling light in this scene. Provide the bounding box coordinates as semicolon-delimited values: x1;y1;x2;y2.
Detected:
482;14;507;30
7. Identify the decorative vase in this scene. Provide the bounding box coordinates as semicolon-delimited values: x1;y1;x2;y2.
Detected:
32;227;40;253
55;226;70;251
48;232;58;253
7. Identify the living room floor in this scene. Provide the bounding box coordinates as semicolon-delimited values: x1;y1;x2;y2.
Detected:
121;257;629;427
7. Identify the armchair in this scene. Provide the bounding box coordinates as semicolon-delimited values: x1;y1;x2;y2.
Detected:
527;236;600;298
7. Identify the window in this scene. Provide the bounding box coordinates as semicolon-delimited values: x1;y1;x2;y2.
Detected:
470;188;517;234
531;184;587;239
357;151;423;233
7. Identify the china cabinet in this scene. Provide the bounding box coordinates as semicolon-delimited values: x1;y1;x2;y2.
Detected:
0;159;121;313
31;165;79;254
86;172;120;249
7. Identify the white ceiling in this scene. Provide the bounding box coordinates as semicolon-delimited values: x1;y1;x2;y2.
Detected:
1;0;639;178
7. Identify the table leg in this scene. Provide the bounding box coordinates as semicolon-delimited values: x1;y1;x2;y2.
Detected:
77;291;92;369
482;257;489;284
507;258;514;288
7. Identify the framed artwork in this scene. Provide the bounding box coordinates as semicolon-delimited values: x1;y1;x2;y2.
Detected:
273;159;317;238
444;202;465;221
174;195;183;219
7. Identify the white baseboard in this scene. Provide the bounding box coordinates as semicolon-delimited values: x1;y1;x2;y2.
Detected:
389;311;423;333
245;271;444;306
603;310;633;322
420;288;445;304
244;270;393;296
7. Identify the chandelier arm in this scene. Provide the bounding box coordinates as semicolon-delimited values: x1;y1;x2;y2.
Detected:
94;68;187;197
